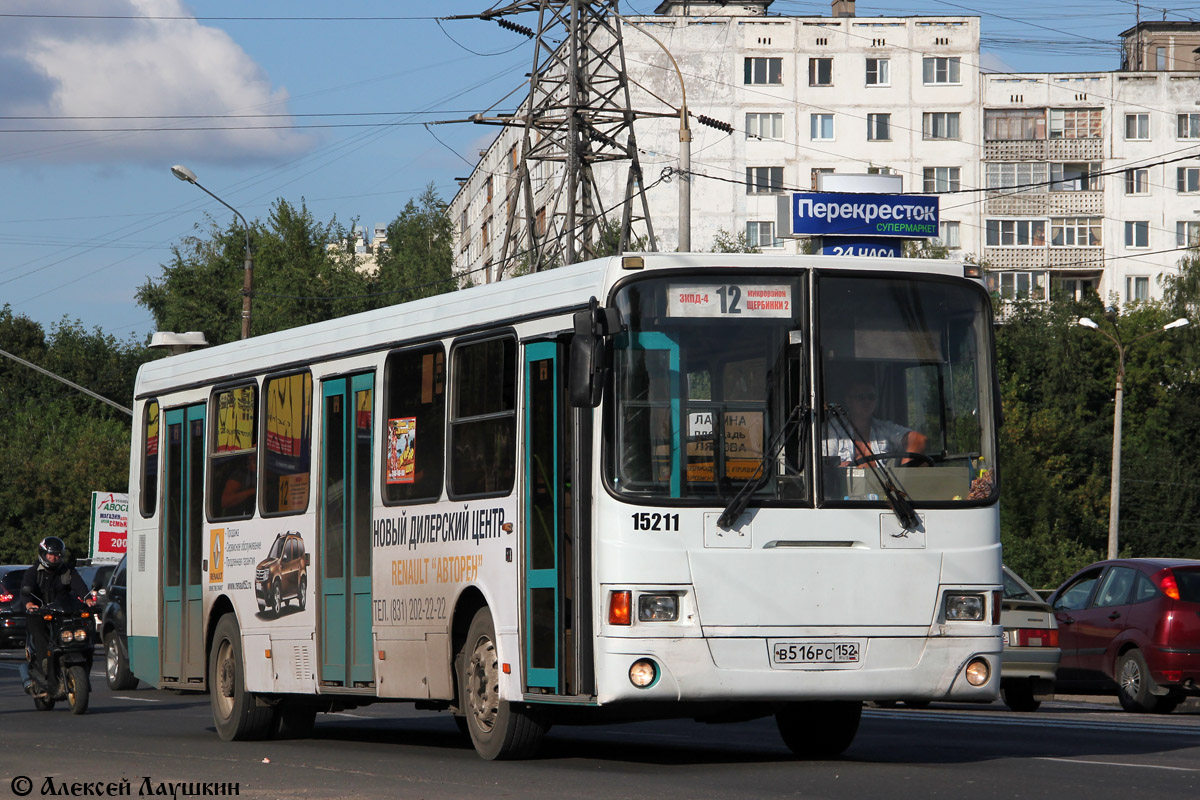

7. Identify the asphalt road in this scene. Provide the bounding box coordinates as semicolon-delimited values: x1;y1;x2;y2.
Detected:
1;649;1198;800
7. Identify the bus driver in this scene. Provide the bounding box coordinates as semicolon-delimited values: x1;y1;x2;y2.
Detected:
823;380;928;467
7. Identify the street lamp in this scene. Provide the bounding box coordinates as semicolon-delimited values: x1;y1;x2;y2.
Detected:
171;165;254;340
1077;315;1190;558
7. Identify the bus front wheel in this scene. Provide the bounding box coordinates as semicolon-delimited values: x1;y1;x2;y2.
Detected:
457;607;545;760
210;614;274;741
775;701;862;758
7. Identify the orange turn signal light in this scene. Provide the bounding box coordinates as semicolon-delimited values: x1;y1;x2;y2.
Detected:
609;590;632;626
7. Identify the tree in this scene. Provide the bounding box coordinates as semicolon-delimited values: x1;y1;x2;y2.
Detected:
0;307;144;563
372;184;457;305
709;228;758;253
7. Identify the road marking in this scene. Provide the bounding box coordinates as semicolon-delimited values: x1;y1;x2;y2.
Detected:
1035;756;1200;772
112;696;160;702
864;709;1200;737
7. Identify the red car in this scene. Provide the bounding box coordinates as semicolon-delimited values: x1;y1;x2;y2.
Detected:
1048;558;1200;713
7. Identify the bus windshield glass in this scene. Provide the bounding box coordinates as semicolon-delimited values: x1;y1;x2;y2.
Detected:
609;275;809;502
817;273;997;505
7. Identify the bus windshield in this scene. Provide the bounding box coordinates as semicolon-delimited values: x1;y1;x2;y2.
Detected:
609;274;809;502
607;271;997;508
817;273;997;505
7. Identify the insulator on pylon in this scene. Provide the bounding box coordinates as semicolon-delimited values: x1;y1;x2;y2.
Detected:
696;114;733;134
496;17;535;38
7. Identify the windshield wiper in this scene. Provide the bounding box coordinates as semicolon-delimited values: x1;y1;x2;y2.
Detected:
825;403;921;531
717;402;808;529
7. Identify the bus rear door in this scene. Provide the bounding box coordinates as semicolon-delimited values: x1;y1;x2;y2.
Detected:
161;404;207;687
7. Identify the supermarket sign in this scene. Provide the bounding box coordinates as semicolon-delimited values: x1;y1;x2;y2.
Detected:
778;192;939;239
90;491;129;564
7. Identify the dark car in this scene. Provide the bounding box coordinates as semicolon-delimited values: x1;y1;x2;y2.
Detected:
1;565;32;648
255;532;309;616
97;555;138;690
1048;558;1200;713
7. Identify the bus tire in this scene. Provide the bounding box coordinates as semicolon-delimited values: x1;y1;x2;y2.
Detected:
210;614;274;740
775;701;862;758
458;607;545;760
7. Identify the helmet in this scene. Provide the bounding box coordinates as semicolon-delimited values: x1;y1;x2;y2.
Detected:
37;536;67;571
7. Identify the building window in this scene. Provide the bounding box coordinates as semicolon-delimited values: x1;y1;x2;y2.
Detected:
1177;167;1200;193
1156;47;1167;70
746;221;780;249
810;114;834;140
481;217;491;249
746;112;784;140
865;57;889;86
923;166;960;194
986;162;1047;190
1177;221;1200;247
987;271;1047;301
811;167;834;189
923;112;960;141
535;206;546;238
938;220;961;249
1050;162;1101;192
1125;113;1150;140
984;109;1046;141
809;57;833;86
867;113;891;141
746;166;784;194
986;219;1047;247
922;56;961;84
1127;276;1150;302
1050;217;1102;247
1125;168;1150;194
1048;108;1102;139
485;176;493;202
1124;220;1149;248
1178;113;1200;139
1057;277;1097;301
449;336;516;497
745;57;783;85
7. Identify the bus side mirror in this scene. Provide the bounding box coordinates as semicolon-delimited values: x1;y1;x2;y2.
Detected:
569;297;620;408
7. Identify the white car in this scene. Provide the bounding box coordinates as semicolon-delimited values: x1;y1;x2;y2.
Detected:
1000;565;1061;712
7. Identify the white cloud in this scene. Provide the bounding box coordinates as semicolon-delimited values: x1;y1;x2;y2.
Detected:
0;0;314;163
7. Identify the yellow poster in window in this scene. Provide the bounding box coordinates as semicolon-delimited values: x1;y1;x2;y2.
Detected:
266;373;311;457
216;386;255;452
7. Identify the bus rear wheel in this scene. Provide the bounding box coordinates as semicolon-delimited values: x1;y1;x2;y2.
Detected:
457;607;545;760
775;701;862;758
210;614;274;740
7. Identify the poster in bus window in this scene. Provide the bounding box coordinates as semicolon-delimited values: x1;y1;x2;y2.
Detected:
724;411;764;481
265;374;311;478
686;411;715;483
387;417;417;484
217;386;255;452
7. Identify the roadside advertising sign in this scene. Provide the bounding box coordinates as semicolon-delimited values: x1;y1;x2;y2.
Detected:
777;192;940;239
90;491;129;564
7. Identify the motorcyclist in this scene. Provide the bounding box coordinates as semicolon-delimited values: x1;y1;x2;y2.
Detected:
20;536;95;694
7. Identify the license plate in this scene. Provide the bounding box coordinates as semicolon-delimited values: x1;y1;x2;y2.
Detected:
770;640;863;669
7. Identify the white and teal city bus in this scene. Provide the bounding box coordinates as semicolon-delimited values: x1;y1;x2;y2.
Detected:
125;253;1002;759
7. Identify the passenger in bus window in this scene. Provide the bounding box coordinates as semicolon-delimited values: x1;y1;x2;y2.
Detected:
219;455;256;516
823;381;928;467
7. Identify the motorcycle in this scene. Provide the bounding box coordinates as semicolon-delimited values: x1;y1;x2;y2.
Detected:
18;588;95;715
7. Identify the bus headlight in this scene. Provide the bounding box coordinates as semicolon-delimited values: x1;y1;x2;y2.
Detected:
944;593;985;621
629;659;658;688
637;593;679;622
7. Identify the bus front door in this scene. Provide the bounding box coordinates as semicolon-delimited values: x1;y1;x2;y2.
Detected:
522;340;592;696
161;404;207;687
319;374;375;688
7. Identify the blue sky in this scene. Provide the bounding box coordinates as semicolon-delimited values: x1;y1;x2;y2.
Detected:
0;0;1183;342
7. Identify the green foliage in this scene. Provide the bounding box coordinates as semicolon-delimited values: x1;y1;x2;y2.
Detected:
590;217;648;259
709;228;759;253
0;307;144;563
373;184;457;305
994;291;1200;587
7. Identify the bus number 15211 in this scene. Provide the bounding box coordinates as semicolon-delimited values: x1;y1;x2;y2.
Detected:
631;512;680;532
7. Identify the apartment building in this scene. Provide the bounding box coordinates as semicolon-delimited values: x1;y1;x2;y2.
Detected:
448;1;1200;308
983;63;1200;306
448;0;980;278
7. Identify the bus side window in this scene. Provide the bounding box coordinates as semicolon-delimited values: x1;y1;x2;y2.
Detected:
141;399;159;517
383;344;446;504
210;384;258;520
449;335;516;498
262;372;313;515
